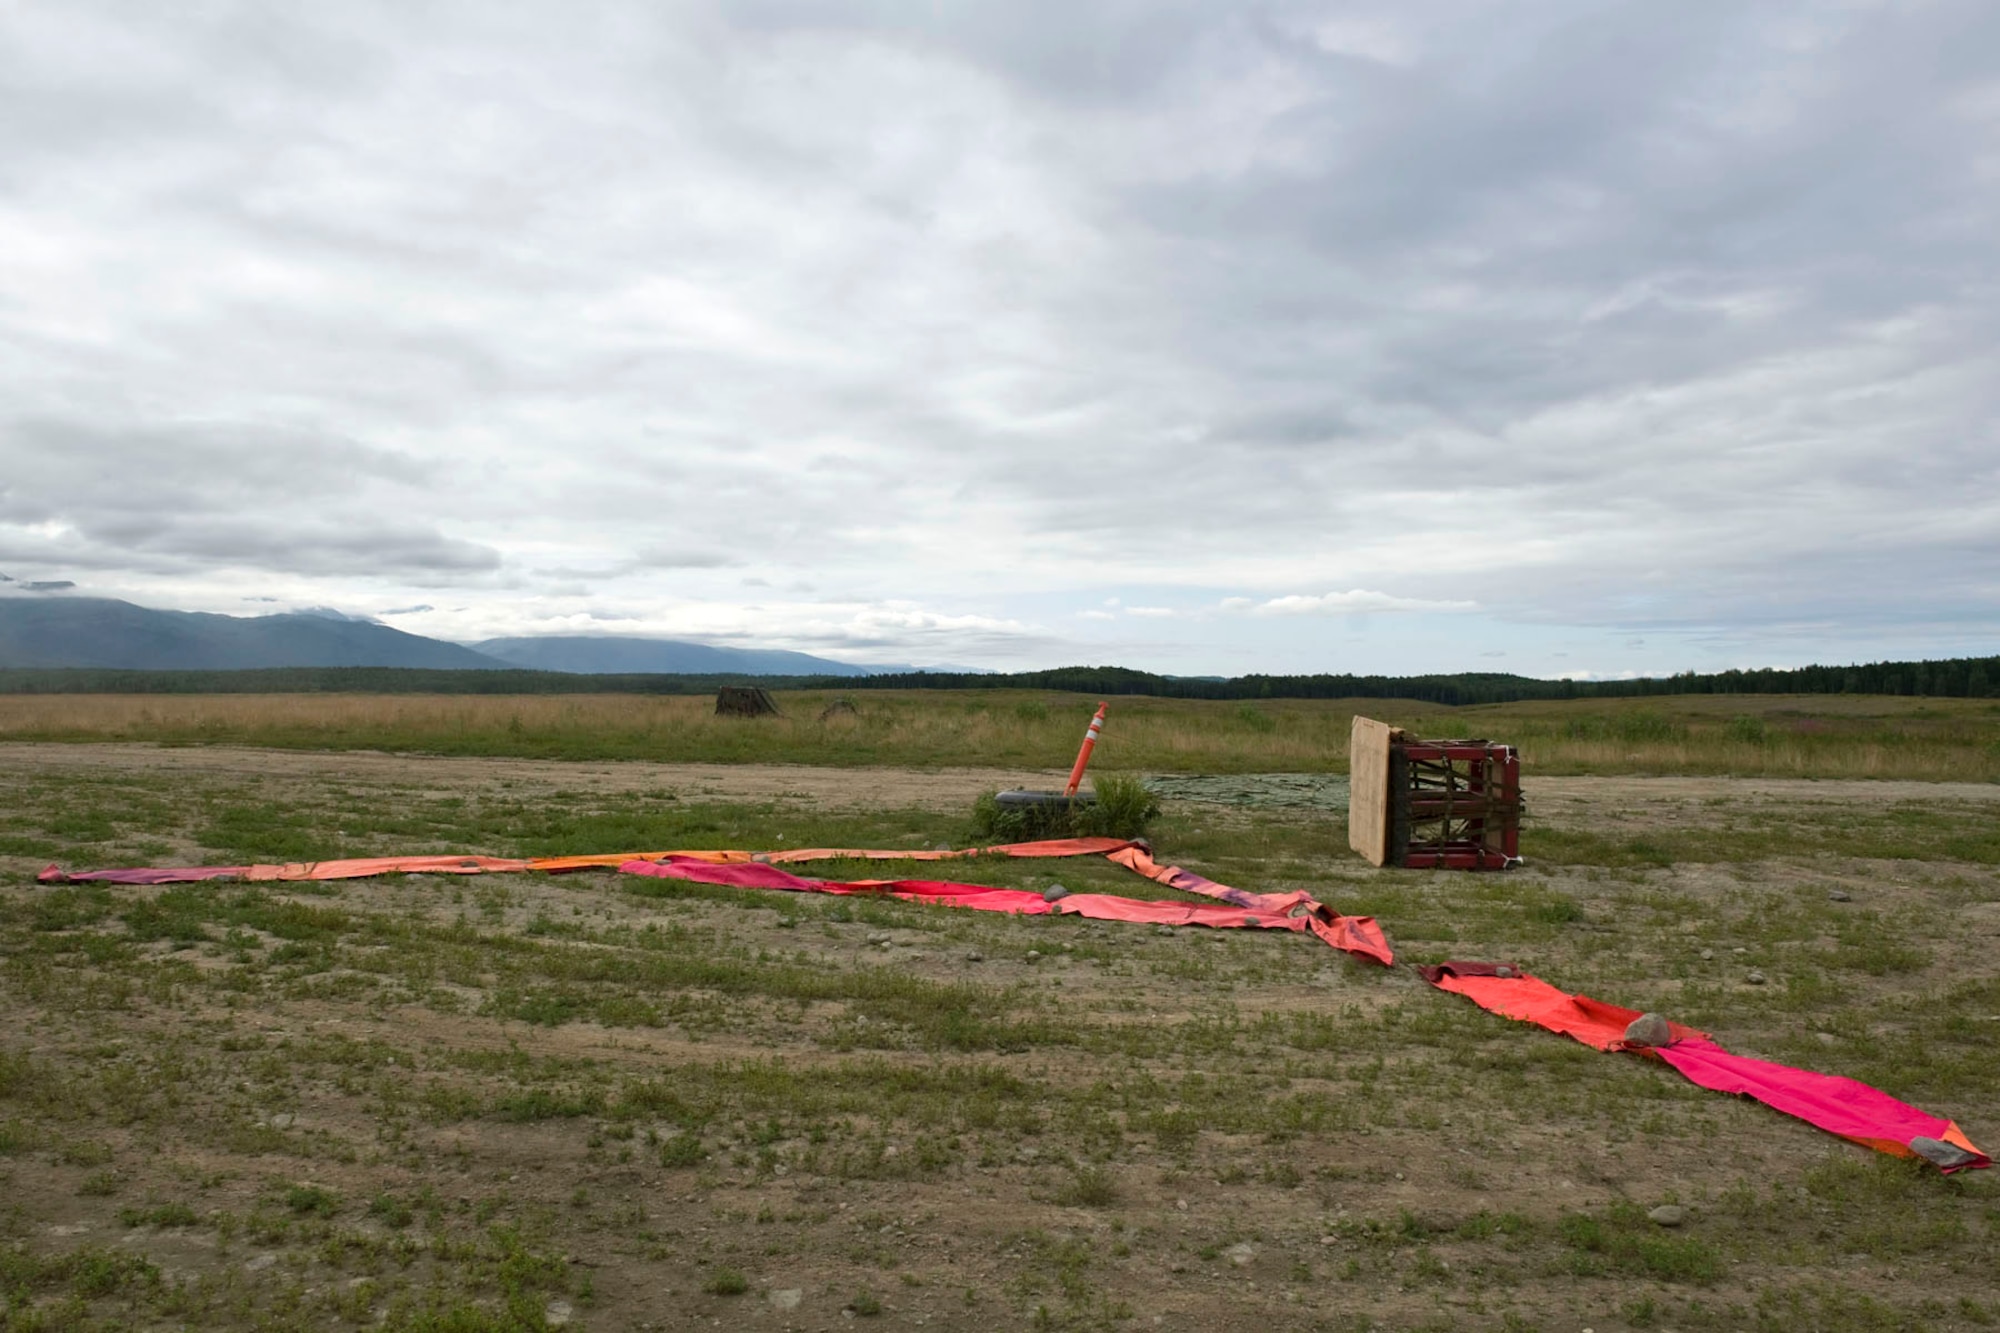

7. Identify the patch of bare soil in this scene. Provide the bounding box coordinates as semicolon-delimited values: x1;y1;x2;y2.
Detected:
0;741;1066;810
1526;772;2000;817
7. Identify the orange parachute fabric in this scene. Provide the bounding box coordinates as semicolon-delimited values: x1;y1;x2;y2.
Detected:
1419;961;1989;1173
38;838;1393;965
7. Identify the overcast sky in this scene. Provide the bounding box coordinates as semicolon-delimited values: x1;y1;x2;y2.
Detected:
2;1;1996;676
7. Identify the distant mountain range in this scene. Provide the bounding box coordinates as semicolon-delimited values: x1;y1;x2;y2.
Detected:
473;635;884;677
0;595;930;676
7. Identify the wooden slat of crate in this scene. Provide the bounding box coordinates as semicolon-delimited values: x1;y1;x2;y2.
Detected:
1348;715;1402;867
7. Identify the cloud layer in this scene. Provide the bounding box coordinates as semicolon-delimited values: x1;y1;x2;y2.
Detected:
2;1;1994;674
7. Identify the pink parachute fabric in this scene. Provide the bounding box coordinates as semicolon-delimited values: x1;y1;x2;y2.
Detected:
37;838;1394;965
619;855;1340;934
1418;961;1989;1173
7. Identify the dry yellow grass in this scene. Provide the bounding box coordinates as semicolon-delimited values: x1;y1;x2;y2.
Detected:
1;688;1996;779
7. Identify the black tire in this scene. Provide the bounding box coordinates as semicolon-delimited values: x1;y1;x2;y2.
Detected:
995;789;1098;810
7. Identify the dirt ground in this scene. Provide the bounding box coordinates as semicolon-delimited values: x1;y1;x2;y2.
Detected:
2;745;1996;1332
8;741;1996;815
0;742;1070;812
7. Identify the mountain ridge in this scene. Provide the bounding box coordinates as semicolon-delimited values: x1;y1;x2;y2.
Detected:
0;596;507;671
0;596;926;676
472;634;880;677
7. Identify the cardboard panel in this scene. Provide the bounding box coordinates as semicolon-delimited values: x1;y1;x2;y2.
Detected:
1348;715;1400;867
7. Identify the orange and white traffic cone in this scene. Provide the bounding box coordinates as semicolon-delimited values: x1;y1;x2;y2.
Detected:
1062;702;1108;797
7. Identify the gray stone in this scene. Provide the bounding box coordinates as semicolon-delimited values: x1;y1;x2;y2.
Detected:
1909;1136;1982;1171
1025;950;1042;962
1225;1242;1256;1267
1647;1205;1686;1227
1492;965;1514;978
1623;1013;1674;1048
865;931;890;945
1043;883;1070;903
244;1253;277;1272
966;951;984;963
770;1289;803;1310
544;1300;574;1327
1745;970;1767;985
1700;949;1715;961
1827;889;1852;902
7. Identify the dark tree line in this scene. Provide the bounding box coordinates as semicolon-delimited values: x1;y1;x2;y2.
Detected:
839;656;2000;704
1;653;1994;703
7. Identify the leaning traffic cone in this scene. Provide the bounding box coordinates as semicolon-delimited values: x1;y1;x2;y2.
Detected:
1062;702;1108;797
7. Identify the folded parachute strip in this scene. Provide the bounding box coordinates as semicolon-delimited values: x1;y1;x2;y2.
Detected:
618;854;1362;938
1417;961;1989;1174
37;839;1393;966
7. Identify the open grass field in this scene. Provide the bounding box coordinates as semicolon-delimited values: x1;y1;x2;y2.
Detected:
1;693;1997;1331
1;690;1997;781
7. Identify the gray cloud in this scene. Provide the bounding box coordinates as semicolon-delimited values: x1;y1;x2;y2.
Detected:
0;1;1992;670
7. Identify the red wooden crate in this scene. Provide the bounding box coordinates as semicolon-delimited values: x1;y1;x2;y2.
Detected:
1392;739;1521;870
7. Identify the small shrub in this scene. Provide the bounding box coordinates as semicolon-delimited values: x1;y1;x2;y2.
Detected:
78;1171;120;1197
58;1140;113;1167
849;1290;883;1317
658;1134;707;1169
1724;716;1768;744
118;1202;198;1228
1233;704;1278;734
969;774;1158;843
703;1268;748;1296
1056;1166;1119;1208
368;1193;414;1228
1075;774;1160;839
284;1184;339;1216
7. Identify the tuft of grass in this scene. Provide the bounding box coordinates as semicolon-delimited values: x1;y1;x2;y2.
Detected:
658;1134;707;1169
118;1202;199;1228
77;1170;121;1197
283;1184;339;1216
368;1193;415;1228
703;1268;748;1296
1557;1206;1720;1283
1055;1165;1119;1208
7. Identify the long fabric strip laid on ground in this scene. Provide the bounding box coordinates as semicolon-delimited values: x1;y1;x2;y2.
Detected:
37;839;1395;966
1417;961;1990;1174
37;851;1986;1169
620;855;1338;936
